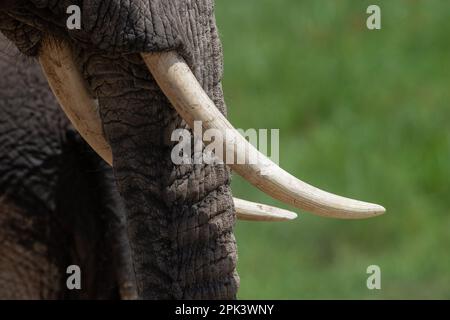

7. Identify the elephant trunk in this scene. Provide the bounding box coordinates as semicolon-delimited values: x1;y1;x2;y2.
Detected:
77;50;239;299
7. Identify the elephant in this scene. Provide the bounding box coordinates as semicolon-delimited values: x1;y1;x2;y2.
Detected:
0;1;384;300
0;34;292;300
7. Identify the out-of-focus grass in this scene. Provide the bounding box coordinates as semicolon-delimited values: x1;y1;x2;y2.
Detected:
216;0;450;299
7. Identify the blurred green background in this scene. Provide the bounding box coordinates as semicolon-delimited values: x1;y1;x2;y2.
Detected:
215;0;450;299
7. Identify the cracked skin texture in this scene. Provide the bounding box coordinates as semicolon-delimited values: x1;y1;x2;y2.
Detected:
0;47;67;299
0;37;135;299
1;0;239;299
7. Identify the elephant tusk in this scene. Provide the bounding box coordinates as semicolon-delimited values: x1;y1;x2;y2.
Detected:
141;51;386;219
38;35;295;222
39;36;113;165
233;198;297;221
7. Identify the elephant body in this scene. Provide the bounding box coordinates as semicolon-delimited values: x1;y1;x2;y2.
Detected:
0;1;239;299
0;36;135;299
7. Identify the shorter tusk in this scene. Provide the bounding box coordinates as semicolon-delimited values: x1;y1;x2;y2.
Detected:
234;198;297;221
38;35;292;222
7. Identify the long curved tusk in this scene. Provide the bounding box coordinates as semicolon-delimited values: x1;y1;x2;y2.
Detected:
38;36;295;222
141;51;386;219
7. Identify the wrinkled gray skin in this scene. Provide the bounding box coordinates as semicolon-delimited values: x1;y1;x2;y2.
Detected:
0;0;238;299
0;38;136;299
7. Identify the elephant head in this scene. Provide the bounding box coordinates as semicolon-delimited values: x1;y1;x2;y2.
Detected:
0;0;385;299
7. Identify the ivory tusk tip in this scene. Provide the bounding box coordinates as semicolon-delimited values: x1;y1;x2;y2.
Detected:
346;202;386;219
276;210;298;221
371;204;386;216
282;213;298;221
